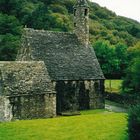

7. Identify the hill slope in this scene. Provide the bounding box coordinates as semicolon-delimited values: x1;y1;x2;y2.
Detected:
0;0;140;60
18;0;140;46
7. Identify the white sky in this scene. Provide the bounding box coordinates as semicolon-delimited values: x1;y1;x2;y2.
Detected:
90;0;140;22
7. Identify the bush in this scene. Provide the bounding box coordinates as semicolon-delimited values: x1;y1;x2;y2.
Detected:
105;92;138;107
128;104;140;140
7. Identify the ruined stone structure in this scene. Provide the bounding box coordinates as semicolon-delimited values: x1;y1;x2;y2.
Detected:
0;0;105;122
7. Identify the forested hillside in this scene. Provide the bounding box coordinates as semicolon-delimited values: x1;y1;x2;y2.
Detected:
0;0;140;77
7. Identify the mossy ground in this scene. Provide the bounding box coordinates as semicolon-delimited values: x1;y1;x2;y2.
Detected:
0;110;128;140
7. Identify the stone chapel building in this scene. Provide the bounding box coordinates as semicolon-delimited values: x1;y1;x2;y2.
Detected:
0;0;105;122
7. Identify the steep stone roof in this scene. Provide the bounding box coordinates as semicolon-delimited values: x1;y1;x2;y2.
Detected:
17;28;104;81
0;61;55;96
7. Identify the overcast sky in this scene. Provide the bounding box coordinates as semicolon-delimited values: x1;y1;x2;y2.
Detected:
90;0;140;22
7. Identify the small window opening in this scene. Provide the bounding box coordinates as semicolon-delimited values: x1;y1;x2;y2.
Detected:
74;9;76;16
84;9;88;16
74;23;76;27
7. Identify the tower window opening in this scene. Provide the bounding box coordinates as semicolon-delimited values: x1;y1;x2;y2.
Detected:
84;9;88;16
74;9;76;16
74;23;76;27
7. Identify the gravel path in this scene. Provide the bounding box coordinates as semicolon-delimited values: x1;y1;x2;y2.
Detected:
105;104;127;113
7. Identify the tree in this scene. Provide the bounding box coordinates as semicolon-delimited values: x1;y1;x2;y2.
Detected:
0;0;25;17
0;13;22;35
115;43;128;77
122;42;140;95
93;40;119;78
0;13;22;60
124;43;140;140
128;104;140;140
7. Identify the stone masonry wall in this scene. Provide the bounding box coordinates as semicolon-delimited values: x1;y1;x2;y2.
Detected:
0;96;12;122
54;80;104;113
74;5;89;46
0;61;56;121
9;94;56;120
86;80;105;109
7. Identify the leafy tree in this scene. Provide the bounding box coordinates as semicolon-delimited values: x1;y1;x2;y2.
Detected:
127;42;140;60
93;40;119;78
0;0;140;63
122;42;140;140
128;104;140;140
115;43;128;77
122;42;140;95
25;4;72;31
0;34;20;60
0;13;21;35
0;0;25;17
0;13;22;60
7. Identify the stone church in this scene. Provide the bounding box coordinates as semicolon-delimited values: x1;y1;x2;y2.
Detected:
0;0;105;122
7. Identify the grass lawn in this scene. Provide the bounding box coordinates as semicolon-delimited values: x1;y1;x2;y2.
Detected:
0;110;128;140
105;80;123;93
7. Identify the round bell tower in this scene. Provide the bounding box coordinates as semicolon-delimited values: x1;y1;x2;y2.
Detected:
74;0;89;46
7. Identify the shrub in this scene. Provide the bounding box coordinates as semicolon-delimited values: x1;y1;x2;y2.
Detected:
128;104;140;140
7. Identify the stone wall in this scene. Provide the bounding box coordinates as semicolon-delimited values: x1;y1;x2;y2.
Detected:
54;80;104;113
0;61;56;121
0;96;12;122
87;80;105;109
9;94;56;120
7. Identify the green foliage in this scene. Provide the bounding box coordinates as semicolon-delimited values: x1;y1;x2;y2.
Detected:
115;43;128;76
127;42;140;59
50;4;68;14
89;3;139;46
0;13;21;35
130;58;140;90
122;58;140;94
128;104;140;140
0;112;128;140
0;0;140;66
93;40;128;78
122;42;140;95
0;13;22;60
20;1;73;31
0;34;20;60
1;0;139;46
0;0;24;16
93;40;116;77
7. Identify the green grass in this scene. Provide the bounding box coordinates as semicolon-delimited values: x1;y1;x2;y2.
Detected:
105;80;123;93
81;109;108;115
0;110;128;140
